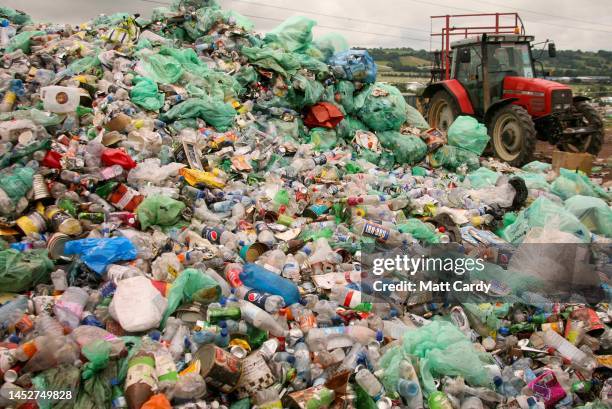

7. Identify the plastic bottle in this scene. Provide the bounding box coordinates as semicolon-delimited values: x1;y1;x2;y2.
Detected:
54;286;89;329
0;20;11;47
355;368;383;399
282;254;301;282
154;347;178;395
240;263;301;306
238;300;287;337
428;391;454;409
352;217;412;246
232;286;285;314
125;350;157;409
544;330;597;371
397;380;423;408
111;379;128;409
35;315;64;337
306;326;376;351
294;342;312;386
169;325;189;360
330;286;373;309
0;296;29;329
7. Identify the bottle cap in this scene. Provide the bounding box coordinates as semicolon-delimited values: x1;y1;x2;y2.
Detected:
498;327;510;336
1;20;9;27
493;376;502;386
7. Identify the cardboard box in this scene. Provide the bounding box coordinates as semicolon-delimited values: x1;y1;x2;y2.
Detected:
551;151;594;174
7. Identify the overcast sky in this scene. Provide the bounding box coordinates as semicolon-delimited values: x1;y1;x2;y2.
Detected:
3;0;612;51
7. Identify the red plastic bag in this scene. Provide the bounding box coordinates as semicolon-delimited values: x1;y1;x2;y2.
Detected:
41;150;62;169
101;148;137;170
304;102;344;129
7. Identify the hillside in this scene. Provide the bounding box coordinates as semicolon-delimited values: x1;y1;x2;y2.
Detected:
364;47;612;78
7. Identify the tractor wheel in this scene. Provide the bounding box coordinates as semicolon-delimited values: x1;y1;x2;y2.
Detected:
487;105;536;167
561;101;603;155
427;90;459;131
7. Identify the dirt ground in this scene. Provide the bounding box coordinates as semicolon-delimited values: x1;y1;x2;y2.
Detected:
533;127;612;184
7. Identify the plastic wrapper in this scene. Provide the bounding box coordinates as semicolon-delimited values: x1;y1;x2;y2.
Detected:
377;131;427;165
130;76;164;111
447;116;490;155
0;248;53;292
63;237;138;274
355;83;408;132
501;197;591;243
551;168;610;201
161;268;221;326
136;194;186;230
329;50;377;83
564;195;612;237
160;97;236;131
430;145;480;171
0;166;34;203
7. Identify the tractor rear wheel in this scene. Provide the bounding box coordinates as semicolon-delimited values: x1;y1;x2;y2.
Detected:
560;101;603;155
427;90;459;131
487;105;536;167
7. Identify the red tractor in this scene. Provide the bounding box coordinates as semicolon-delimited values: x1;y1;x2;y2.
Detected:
424;13;604;166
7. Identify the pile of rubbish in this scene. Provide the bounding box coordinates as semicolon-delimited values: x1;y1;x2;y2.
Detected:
0;1;611;408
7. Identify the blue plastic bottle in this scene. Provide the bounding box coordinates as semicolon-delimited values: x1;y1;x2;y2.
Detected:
240;263;300;306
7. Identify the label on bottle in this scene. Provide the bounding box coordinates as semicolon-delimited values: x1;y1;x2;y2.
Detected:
125;355;157;390
155;352;178;383
244;289;271;311
202;226;224;244
362;221;390;241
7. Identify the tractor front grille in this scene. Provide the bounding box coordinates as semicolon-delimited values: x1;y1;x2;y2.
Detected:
551;89;572;112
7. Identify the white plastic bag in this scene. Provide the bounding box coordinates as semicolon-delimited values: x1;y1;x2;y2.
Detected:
109;276;168;332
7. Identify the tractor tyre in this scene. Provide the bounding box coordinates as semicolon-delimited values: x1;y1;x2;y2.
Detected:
487;104;537;167
427;90;460;131
568;101;603;155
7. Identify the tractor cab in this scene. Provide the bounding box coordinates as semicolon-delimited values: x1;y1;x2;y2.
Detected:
424;13;603;166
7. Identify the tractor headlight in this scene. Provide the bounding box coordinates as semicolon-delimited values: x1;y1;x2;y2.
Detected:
553;103;563;111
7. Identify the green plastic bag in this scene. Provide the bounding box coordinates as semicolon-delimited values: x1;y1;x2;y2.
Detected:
81;340;111;380
234;65;259;89
377;131;427;165
195;6;253;33
466;167;499;188
309;128;338;151
356;83;408;132
6;30;45;53
160;97;236;131
551;168;610;201
138;52;183;84
161;268;221;327
0;249;53;292
501;197;591;243
389;320;492;394
286;74;325;109
430;145;480;171
447;116;490;155
136;195;186;230
32;364;80;409
264;15;316;53
0;6;32;25
357;148;381;166
405;104;430;130
515;172;550;191
398;219;439;243
68;54;100;75
336;117;366;141
564;195;612;237
0;166;34;203
241;46;301;78
522;160;551;173
312;33;349;61
130;76;164;111
335;81;356;114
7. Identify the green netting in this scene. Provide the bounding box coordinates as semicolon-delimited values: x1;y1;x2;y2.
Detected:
0;166;34;203
466;167;499;188
336;117;366;141
430;145;480;172
286;74;325;109
0;6;32;25
309;127;338;151
5;30;46;53
160;97;236;131
377;131;427;165
551;168;610;201
501;197;591;243
263;16;316;53
0;248;53;292
447;116;490;155
356;83;408;132
564;195;612;237
130;76;164;111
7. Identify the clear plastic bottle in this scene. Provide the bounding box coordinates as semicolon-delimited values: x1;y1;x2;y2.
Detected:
238;300;287;337
293;342;312;386
232;286;285;314
35;315;64;338
355;368;383;399
54;286;89;329
544;330;597;371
